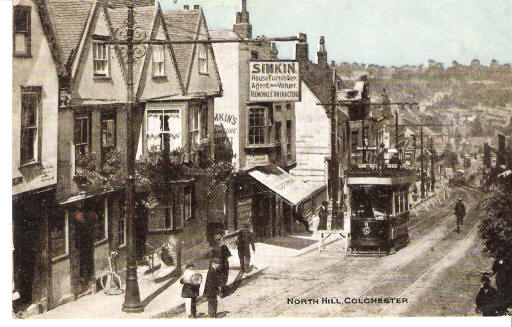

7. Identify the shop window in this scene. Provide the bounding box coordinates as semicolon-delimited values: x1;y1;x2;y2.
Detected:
148;188;189;231
146;109;181;152
101;112;116;159
90;198;108;244
13;6;31;57
152;45;165;77
275;121;281;143
248;107;266;145
50;210;69;260
20;86;41;164
74;114;91;160
92;40;109;77
198;44;208;74
188;106;200;145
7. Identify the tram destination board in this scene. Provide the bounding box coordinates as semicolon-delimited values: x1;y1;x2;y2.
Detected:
249;60;301;102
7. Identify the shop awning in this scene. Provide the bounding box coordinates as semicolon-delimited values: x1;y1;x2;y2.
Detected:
248;165;322;206
59;188;117;206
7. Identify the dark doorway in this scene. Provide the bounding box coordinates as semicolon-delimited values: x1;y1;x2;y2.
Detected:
12;200;38;311
282;202;292;233
72;206;94;296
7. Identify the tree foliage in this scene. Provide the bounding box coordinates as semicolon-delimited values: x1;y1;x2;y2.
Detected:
479;174;512;261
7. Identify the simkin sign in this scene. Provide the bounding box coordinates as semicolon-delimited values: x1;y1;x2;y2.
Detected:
249;60;300;102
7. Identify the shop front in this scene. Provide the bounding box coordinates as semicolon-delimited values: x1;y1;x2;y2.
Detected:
245;164;322;238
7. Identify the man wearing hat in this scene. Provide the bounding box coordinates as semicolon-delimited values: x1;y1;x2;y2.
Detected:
237;222;255;273
454;197;466;233
476;271;499;316
318;201;329;230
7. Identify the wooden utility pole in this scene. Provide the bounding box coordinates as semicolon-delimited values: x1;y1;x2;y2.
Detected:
420;126;425;198
430;137;435;192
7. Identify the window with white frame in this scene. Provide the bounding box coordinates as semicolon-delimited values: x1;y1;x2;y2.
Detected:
20;87;41;164
248;107;266;145
198;44;208;74
13;6;31;57
93;40;109;77
188;106;200;145
148;187;189;231
74;115;91;160
101;112;116;160
146;109;181;152
152;45;165;77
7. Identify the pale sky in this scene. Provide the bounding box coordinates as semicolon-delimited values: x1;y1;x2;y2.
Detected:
161;0;512;67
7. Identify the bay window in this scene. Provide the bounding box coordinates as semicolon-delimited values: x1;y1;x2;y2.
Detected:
146;109;181;152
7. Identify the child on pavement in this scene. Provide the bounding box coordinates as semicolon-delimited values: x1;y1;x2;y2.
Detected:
180;264;201;318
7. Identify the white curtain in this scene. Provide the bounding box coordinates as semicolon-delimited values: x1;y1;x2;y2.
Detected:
147;113;162;151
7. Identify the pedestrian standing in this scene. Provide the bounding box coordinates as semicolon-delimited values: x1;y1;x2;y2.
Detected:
476;272;499;316
237;222;255;273
204;229;224;318
294;205;311;233
455;197;466;233
218;240;231;297
318;201;328;230
180;264;201;318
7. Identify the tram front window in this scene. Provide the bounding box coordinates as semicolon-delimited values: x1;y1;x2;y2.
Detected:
351;188;392;219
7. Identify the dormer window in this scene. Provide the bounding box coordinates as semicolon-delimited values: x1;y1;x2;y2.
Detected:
93;40;109;77
152;45;165;77
13;6;31;57
198;44;208;74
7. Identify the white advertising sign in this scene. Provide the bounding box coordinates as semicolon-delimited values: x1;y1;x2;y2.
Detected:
249;61;300;102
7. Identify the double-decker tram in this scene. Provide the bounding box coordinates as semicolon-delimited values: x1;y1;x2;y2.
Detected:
345;164;414;255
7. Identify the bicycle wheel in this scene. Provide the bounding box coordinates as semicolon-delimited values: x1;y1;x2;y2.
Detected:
100;271;124;295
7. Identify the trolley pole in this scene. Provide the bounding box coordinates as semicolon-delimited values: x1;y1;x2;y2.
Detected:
430;137;435;192
420;126;425;198
122;0;143;313
330;82;339;228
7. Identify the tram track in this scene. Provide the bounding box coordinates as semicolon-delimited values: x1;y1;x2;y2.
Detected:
234;187;472;316
324;195;481;317
269;189;478;317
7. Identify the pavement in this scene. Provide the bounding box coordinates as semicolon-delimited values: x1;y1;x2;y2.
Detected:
33;180;452;319
33;232;334;319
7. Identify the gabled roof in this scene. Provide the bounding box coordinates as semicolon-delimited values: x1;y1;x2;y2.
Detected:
46;0;95;68
107;5;157;87
163;9;201;91
300;62;336;105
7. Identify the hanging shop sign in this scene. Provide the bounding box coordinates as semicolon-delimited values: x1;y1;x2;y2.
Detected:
249;60;300;102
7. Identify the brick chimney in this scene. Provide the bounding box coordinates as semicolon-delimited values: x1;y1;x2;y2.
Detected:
295;33;309;63
270;42;278;59
317;36;327;66
233;0;252;39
